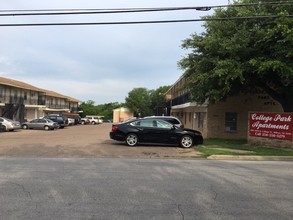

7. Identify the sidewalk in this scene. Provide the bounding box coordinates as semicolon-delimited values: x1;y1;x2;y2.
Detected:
207;155;293;161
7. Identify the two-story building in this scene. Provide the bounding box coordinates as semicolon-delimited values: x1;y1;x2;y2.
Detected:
165;75;283;139
0;76;80;122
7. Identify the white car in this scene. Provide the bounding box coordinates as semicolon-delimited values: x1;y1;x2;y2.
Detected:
86;116;100;125
0;117;21;131
67;118;75;126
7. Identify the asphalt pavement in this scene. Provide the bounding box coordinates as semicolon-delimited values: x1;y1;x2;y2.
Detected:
0;157;292;220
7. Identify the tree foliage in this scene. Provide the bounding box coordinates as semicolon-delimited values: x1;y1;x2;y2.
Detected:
125;88;152;117
150;85;171;116
179;0;293;111
125;86;171;117
80;101;122;119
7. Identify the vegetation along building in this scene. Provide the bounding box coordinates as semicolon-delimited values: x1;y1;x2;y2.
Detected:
0;76;80;122
165;75;283;139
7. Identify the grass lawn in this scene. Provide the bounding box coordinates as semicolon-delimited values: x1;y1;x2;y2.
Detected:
196;139;293;157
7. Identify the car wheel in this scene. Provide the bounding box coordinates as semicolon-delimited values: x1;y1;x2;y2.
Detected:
44;125;50;131
125;133;139;146
180;135;193;148
1;125;7;132
81;121;85;125
91;121;96;125
22;124;28;129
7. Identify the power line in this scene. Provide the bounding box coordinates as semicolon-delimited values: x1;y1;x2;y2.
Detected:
0;7;212;16
0;1;292;16
0;15;292;27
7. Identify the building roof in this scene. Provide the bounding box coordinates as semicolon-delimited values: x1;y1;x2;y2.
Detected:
0;76;80;103
0;76;43;92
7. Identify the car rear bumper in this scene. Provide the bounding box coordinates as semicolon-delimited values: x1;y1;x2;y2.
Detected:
110;132;125;141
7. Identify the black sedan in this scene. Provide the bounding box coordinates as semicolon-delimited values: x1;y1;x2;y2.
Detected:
110;118;203;148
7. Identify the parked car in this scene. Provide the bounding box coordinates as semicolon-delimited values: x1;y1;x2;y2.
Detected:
63;113;81;125
80;117;90;125
0;117;21;132
110;118;203;148
144;116;184;128
22;118;59;130
44;114;69;128
67;118;75;126
85;116;100;125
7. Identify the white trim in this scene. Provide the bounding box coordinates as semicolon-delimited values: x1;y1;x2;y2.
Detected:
25;105;46;108
172;102;208;109
43;108;70;112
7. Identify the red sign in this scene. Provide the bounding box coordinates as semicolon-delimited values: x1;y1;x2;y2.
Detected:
249;112;293;141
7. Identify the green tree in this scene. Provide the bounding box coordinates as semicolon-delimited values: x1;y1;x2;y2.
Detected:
150;85;171;115
179;0;293;112
80;101;122;118
96;102;122;119
79;100;97;117
125;88;152;117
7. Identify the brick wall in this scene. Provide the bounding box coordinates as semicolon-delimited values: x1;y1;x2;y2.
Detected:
207;92;283;139
171;92;283;139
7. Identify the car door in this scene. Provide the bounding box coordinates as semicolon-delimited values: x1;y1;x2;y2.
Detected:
155;119;177;143
34;119;44;129
137;119;171;144
28;119;38;129
37;119;46;129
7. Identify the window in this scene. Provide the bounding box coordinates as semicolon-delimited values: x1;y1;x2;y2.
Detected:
198;112;205;128
0;86;4;98
140;120;153;128
225;112;237;131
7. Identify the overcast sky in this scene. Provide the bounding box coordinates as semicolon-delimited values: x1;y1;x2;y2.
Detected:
0;0;228;104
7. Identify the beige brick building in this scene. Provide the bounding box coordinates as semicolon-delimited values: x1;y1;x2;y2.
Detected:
0;76;80;122
166;76;283;139
113;107;133;123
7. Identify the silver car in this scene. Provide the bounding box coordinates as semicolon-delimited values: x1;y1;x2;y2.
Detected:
22;118;59;131
0;117;21;131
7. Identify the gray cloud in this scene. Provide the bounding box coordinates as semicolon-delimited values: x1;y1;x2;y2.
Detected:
0;0;228;104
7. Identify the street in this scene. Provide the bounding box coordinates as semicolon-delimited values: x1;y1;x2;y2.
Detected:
0;158;292;220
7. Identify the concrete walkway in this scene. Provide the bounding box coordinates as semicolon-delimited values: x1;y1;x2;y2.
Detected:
207;155;293;161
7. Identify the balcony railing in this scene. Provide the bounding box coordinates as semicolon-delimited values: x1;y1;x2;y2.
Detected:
171;92;191;106
70;107;81;113
47;104;70;109
0;96;73;110
164;92;192;116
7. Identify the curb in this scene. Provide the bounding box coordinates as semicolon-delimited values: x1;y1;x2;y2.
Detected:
207;155;293;161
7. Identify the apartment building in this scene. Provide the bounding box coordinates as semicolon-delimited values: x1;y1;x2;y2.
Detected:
0;76;80;122
165;75;283;139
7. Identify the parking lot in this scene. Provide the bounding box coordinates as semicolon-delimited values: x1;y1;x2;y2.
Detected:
0;123;202;158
